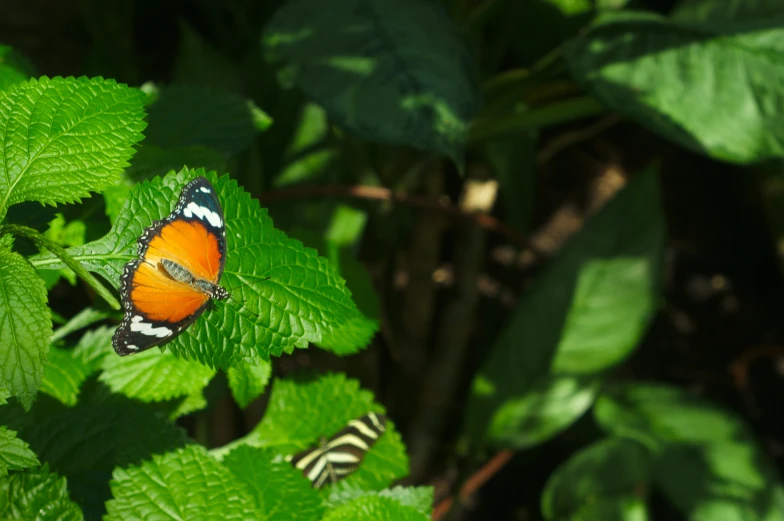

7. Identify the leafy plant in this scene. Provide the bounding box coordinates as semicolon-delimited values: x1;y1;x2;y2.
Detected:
2;0;784;519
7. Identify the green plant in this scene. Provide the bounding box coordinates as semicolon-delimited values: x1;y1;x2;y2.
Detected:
1;0;784;520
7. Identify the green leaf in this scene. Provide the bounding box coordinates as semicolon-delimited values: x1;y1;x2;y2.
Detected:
40;347;91;407
0;465;83;521
0;387;9;406
223;445;324;521
124;144;227;182
172;21;245;93
596;382;784;521
227;361;272;409
30;169;364;368
50;308;111;344
0;46;36;91
0;249;51;410
484;131;537;233
466;167;665;449
105;445;257;521
565;8;784;164
327;486;434;514
322;495;429;521
0;426;39;476
70;325;115;373
145;86;261;156
541;437;652;521
102;181;132;226
263;0;481;166
274;103;339;187
218;373;408;495
0;77;146;221
99;349;216;417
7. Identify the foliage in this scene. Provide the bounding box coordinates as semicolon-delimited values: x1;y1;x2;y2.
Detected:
0;0;782;519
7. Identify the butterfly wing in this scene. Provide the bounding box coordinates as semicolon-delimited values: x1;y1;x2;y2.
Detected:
289;412;387;488
112;177;227;355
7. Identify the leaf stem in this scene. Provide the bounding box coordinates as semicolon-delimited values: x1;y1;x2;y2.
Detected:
468;96;608;143
0;224;121;310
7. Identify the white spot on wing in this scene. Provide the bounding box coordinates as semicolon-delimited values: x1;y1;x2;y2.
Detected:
199;187;211;193
185;202;222;228
130;316;172;338
125;345;138;351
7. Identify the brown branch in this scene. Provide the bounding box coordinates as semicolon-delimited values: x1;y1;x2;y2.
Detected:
260;185;529;248
729;345;784;390
431;450;515;520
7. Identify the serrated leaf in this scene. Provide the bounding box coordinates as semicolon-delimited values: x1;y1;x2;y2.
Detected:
224;373;408;496
0;465;83;521
327;486;434;514
145;86;260;156
466;167;665;449
40;347;90;407
99;349;215;417
105;445;257;521
0;249;51;410
263;0;481;165
0;387;9;406
0;77;146;221
223;446;323;521
227;361;271;409
0;426;39;476
566;8;784;164
30;169;364;368
542;437;652;521
0;46;36;91
50;308;111;343
322;495;429;521
71;326;114;373
596;382;784;521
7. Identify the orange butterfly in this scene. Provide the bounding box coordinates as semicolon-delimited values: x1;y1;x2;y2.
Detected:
112;177;229;355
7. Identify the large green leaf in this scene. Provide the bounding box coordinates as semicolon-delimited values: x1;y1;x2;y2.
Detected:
542;437;652;521
566;6;784;164
30;169;365;367
263;0;481;165
105;445;257;520
227;361;271;409
145;85;265;156
40;346;91;407
217;373;408;498
0;77;146;221
0;426;39;477
326;486;434;513
596;382;784;521
0;46;36;91
465;167;665;449
0;465;83;521
0;248;51;410
223;446;323;521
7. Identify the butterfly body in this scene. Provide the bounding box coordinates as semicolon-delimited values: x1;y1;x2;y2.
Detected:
288;412;387;488
112;177;228;356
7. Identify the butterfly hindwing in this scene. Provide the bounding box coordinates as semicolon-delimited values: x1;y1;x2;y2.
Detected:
112;177;227;356
289;412;387;488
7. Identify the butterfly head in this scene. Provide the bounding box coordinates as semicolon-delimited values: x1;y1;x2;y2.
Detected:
213;285;230;300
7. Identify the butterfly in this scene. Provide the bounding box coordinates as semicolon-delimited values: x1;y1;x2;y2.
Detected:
112;177;230;356
287;412;387;488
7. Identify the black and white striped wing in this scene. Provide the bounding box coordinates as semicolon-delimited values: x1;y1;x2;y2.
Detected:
289;412;387;488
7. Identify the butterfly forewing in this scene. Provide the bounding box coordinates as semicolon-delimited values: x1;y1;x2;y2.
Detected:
289;412;387;488
112;177;228;356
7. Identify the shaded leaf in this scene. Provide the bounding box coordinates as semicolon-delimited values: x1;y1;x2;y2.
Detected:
542;437;652;521
30;169;364;368
145;85;262;156
466;167;665;448
566;7;784;163
105;445;257;521
0;46;36;91
0;465;83;521
40;347;91;407
124;144;227;183
0;249;51;410
263;0;481;165
0;426;39;477
71;326;115;373
0;77;146;221
223;445;323;521
50;308;111;344
227;361;272;409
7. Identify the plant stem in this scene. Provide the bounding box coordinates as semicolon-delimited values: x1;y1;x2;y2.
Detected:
0;224;121;310
468;96;608;143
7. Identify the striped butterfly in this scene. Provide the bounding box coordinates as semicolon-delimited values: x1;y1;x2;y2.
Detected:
287;412;387;488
